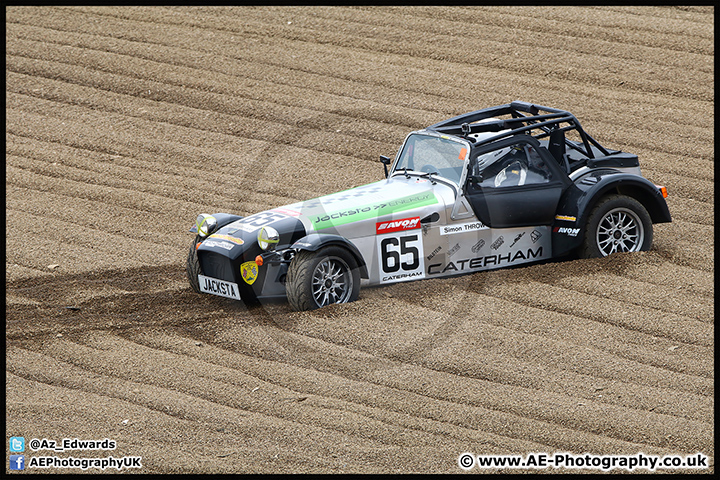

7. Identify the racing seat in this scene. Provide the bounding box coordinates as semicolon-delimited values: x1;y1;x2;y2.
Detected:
548;128;571;173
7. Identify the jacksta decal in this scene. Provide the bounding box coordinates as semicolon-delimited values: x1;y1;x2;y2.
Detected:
313;192;437;230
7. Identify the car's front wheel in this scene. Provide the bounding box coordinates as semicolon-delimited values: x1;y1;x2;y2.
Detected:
579;194;653;258
286;246;361;311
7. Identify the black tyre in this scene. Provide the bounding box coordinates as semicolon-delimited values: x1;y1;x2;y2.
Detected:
285;246;361;311
579;194;653;258
186;235;203;293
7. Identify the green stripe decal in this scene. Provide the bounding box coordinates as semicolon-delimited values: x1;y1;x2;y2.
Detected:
311;191;438;231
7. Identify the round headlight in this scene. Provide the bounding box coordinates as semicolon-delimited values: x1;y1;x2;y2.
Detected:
196;213;217;238
257;226;279;251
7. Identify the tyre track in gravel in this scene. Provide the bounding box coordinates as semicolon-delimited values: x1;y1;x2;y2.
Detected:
5;52;714;211
6;6;714;473
6;316;712;456
65;6;712;102
6;313;713;460
7;9;714;118
4;262;716;442
5;25;712;178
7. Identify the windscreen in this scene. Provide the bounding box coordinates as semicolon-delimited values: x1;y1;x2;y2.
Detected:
394;134;468;185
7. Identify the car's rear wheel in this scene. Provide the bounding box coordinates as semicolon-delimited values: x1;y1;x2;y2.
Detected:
286;246;361;311
186;235;203;293
580;194;653;258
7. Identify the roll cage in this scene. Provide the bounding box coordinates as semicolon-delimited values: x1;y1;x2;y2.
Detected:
426;101;614;172
385;101;647;223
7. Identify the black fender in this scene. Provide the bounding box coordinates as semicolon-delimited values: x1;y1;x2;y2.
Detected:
552;171;672;256
189;213;244;234
290;233;369;279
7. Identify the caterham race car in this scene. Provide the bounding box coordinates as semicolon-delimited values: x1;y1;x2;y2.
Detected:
186;101;671;311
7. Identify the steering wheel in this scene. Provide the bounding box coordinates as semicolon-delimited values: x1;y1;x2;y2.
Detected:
420;164;437;174
494;161;527;187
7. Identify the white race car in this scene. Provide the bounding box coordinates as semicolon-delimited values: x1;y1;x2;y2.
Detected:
187;101;671;310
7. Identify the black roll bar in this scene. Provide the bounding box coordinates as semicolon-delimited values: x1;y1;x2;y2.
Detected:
426;101;609;158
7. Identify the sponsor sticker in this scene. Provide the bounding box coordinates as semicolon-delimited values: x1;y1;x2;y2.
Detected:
440;221;487;235
491;236;505;250
426;245;442;261
376;216;421;235
202;239;235;251
553;227;580;236
471;239;485;253
240;261;259;285
208;233;244;245
272;207;301;217
555;214;577;222
427;246;545;275
509;232;525;248
312;191;438;231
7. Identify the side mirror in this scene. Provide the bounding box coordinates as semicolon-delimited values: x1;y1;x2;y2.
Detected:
379;155;391;178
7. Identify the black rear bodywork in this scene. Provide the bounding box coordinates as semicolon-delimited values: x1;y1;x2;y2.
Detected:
428;101;671;256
